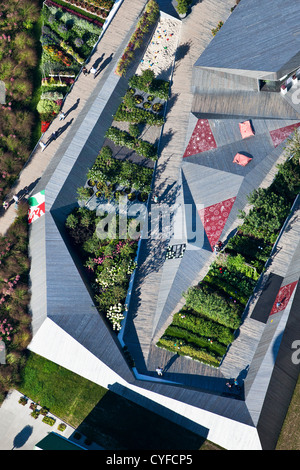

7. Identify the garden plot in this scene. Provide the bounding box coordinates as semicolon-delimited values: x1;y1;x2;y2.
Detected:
135;16;181;81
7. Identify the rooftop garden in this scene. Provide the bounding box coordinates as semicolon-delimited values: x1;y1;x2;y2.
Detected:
157;131;300;367
66;139;154;331
66;67;171;332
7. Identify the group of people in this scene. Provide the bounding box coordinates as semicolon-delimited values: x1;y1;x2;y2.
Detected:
82;65;98;79
214;240;223;253
2;187;29;211
226;379;241;391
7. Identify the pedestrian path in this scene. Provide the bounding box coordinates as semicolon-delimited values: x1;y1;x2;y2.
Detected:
0;0;147;236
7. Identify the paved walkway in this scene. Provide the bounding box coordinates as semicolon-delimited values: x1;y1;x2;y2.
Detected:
0;0;147;236
0;390;74;450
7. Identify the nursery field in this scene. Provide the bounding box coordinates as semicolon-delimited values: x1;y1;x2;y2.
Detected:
0;0;43;206
157;132;300;367
0;201;31;403
38;0;106;132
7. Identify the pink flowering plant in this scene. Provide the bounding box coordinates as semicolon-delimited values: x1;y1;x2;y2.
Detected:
66;208;138;331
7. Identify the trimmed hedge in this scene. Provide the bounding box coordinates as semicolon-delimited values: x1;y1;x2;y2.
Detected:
114;104;164;126
157;337;221;367
171;312;235;346
183;284;241;330
105;127;158;160
163;324;228;356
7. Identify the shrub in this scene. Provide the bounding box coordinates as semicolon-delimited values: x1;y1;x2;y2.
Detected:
36;99;61;116
42;415;56;426
183;284;241;329
105;127;157;160
129;71;170;100
157;337;221;367
19;396;28;406
31;410;40;419
128;123;140;138
176;0;190;15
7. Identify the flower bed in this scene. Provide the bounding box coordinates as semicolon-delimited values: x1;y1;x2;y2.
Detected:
0;202;31;402
45;0;105;27
115;0;160;77
65;208;139;331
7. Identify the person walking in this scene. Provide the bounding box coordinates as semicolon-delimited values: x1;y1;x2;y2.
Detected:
156;367;163;376
89;66;97;78
82;66;88;76
59;112;65;121
39;141;46;151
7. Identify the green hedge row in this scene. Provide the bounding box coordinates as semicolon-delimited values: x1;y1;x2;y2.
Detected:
163;324;228;356
171;312;235;346
105;127;157;160
183;284;241;330
114;104;164;126
157;337;221;367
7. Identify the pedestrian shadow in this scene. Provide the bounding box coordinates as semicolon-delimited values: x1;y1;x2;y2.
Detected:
96;53;113;76
12;425;33;450
92;53;105;70
64;98;80;118
57;118;73;137
163;353;180;373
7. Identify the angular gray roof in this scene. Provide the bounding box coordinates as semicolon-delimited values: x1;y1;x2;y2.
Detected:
194;0;300;80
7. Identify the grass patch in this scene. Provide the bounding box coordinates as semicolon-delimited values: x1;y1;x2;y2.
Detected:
276;374;300;450
18;351;107;427
19;352;219;450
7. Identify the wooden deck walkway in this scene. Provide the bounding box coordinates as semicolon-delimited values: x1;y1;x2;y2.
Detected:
0;0;148;235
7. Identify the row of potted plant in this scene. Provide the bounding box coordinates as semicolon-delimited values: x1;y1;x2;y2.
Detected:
18;396;67;429
45;0;105;27
56;0;112;19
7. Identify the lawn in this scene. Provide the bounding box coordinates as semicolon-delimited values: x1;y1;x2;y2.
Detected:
276;374;300;450
18;351;221;450
18;351;107;427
